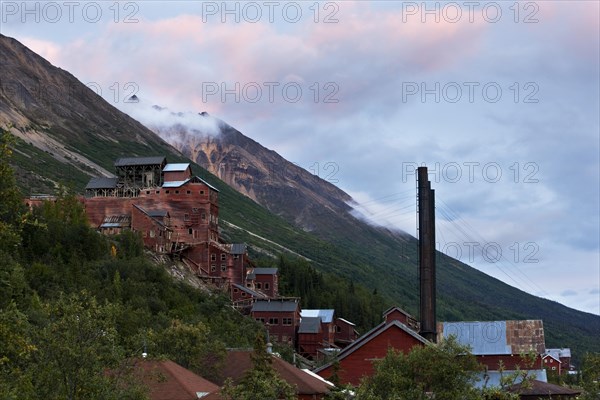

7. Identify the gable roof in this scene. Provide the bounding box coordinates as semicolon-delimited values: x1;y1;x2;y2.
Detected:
252;267;278;275
542;353;562;363
86;177;118;189
301;309;335;324
438;320;545;355
299;316;322;334
230;243;247;255
114;156;166;167
217;350;332;395
134;359;220;400
545;348;571;359
506;379;581;396
251;299;299;313
314;319;429;373
162;176;219;191
232;283;267;299
163;163;190;172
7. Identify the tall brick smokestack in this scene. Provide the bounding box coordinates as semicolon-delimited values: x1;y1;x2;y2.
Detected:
418;167;436;342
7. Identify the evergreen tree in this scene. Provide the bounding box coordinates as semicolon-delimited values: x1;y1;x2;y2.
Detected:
221;333;296;400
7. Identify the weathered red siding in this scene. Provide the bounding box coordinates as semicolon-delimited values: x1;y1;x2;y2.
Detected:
318;325;425;387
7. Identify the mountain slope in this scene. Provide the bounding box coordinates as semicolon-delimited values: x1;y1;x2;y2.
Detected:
1;34;598;363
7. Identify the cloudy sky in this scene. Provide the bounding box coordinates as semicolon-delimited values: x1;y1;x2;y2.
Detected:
2;1;599;314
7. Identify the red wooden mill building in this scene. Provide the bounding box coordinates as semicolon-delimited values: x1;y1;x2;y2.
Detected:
84;156;254;291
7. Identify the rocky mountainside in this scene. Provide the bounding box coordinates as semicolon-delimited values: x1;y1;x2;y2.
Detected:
1;34;599;361
150;113;354;233
0;34;181;193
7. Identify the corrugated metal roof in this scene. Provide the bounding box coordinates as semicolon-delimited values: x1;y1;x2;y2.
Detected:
147;210;169;218
439;320;545;355
163;163;190;172
299;317;322;334
251;299;299;313
302;309;335;324
232;284;266;299
230;243;247;254
114;156;166;167
546;348;571;358
85;177;118;189
162;179;190;188
253;268;278;275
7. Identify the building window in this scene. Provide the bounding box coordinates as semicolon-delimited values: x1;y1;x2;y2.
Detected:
142;231;147;238
187;190;191;194
233;254;240;259
552;366;557;370
156;190;160;194
146;190;150;195
175;190;180;194
188;228;193;235
241;292;246;297
256;318;265;323
281;335;288;343
201;213;206;220
221;264;226;271
165;190;170;194
221;254;226;261
200;190;205;195
149;230;155;238
192;207;199;213
282;318;292;326
184;213;190;221
211;254;217;261
264;283;270;290
233;288;239;293
256;283;262;289
268;318;279;325
211;265;216;272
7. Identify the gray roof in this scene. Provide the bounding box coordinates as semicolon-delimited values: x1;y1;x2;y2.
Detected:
147;210;169;218
230;243;247;255
301;310;335;324
163;163;190;172
299;317;322;334
162;176;220;192
251;299;299;313
439;320;545;355
545;348;571;359
253;268;278;275
114;156;166;167
232;284;266;299
85;177;118;189
162;179;190;188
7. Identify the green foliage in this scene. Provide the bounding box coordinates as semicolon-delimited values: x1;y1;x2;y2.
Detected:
356;337;482;400
221;333;296;400
148;320;226;382
260;254;388;332
579;353;600;399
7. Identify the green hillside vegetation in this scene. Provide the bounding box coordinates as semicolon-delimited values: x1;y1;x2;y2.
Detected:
0;131;261;398
7;117;600;364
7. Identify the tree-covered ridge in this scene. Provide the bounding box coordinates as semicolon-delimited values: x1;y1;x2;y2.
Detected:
0;129;261;399
255;254;389;332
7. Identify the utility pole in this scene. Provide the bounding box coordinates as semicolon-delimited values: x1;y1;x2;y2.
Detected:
417;166;436;343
